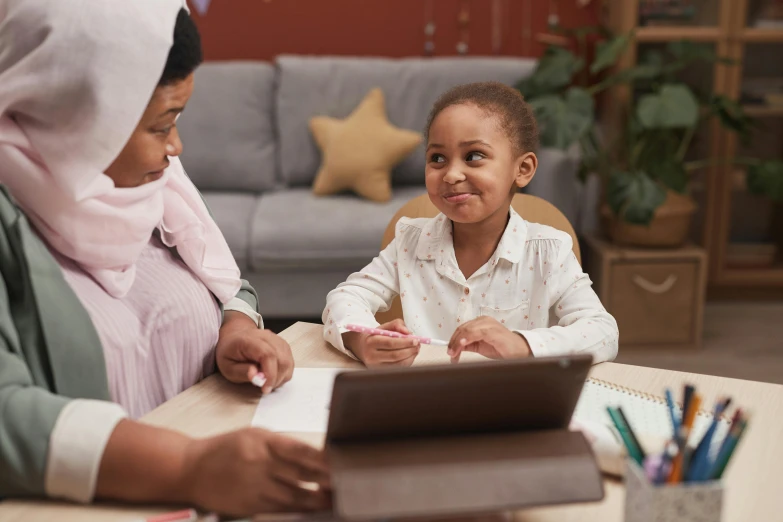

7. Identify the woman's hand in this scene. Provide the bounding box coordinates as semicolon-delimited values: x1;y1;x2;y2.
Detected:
447;316;531;363
341;319;420;367
183;428;331;517
97;421;328;517
216;311;294;394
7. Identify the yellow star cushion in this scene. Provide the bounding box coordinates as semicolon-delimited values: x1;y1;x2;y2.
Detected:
309;88;423;202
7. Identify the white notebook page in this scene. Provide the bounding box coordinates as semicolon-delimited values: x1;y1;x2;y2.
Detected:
573;379;731;451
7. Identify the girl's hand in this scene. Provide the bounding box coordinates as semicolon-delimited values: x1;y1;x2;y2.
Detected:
341;319;420;367
216;311;294;394
447;316;531;363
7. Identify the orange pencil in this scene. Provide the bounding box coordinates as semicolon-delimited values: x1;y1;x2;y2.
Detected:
668;393;702;483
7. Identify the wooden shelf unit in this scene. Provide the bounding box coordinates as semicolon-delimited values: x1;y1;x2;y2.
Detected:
741;28;783;42
742;104;783;116
636;26;722;41
602;0;783;296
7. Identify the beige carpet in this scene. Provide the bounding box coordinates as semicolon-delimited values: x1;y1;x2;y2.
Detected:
616;302;783;385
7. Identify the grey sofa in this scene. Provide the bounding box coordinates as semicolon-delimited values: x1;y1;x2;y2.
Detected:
177;55;581;319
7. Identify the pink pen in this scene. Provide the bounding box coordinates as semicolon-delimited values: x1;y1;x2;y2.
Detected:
144;509;198;522
343;323;449;346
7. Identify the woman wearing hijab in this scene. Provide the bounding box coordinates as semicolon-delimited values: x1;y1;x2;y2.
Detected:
0;0;330;516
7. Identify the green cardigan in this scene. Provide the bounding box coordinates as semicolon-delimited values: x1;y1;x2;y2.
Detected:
0;186;259;498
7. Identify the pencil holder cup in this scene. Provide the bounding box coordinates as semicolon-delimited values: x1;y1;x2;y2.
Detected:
624;460;723;522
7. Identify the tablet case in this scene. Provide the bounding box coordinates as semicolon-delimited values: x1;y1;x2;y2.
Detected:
325;354;604;520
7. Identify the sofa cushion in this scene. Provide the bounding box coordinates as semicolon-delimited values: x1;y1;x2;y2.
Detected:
310;88;423;202
250;187;425;270
202;192;259;271
178;62;277;192
275;56;537;187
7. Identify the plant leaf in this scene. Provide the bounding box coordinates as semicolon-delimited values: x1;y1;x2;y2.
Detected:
529;87;595;149
516;46;584;98
747;161;783;202
599;63;663;91
664;40;734;76
655;159;688;193
709;94;755;143
576;129;603;183
625;63;663;81
637;84;699;129
667;40;716;62
607;171;667;225
632;129;684;190
641;50;666;69
591;34;631;74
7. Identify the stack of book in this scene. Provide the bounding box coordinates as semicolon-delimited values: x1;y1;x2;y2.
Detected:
753;0;783;28
741;78;783;109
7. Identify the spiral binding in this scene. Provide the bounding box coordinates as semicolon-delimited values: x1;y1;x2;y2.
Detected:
586;377;730;423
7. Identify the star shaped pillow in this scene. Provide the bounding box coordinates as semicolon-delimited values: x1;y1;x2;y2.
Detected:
309;88;422;202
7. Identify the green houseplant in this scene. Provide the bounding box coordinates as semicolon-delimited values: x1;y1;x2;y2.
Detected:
517;33;783;247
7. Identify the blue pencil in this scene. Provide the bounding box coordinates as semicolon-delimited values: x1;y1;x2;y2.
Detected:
687;398;731;482
665;388;680;434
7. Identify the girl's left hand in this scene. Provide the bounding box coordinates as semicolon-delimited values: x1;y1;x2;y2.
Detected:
216;311;295;394
447;316;531;363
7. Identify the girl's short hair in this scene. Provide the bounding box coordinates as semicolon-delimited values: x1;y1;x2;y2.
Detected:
426;81;539;154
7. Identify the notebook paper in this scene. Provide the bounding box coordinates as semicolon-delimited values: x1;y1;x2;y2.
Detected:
251;368;344;433
573;378;731;452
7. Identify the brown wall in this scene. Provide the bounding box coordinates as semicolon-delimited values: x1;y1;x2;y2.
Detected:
187;0;600;61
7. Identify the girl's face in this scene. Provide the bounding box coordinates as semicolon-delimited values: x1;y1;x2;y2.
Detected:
425;103;537;225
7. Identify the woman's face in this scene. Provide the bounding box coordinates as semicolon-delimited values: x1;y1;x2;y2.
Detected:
104;73;195;188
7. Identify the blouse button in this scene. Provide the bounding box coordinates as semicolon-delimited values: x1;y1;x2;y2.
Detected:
464;288;470;295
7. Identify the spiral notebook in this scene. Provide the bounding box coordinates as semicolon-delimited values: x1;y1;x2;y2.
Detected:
573;378;731;450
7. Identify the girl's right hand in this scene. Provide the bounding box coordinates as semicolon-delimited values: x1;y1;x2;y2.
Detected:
183;428;331;517
341;319;420;367
446;316;531;363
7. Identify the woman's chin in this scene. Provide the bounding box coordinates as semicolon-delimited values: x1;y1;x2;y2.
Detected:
138;170;166;186
146;170;165;181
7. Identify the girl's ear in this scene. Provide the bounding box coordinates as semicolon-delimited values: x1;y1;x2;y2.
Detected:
514;152;537;189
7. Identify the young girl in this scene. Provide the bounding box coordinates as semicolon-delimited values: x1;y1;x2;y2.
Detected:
323;82;618;367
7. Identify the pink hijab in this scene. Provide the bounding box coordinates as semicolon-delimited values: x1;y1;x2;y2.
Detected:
0;0;241;303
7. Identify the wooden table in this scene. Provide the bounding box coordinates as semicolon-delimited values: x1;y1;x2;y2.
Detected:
2;322;782;522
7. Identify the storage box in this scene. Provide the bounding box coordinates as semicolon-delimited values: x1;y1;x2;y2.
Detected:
586;235;707;350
